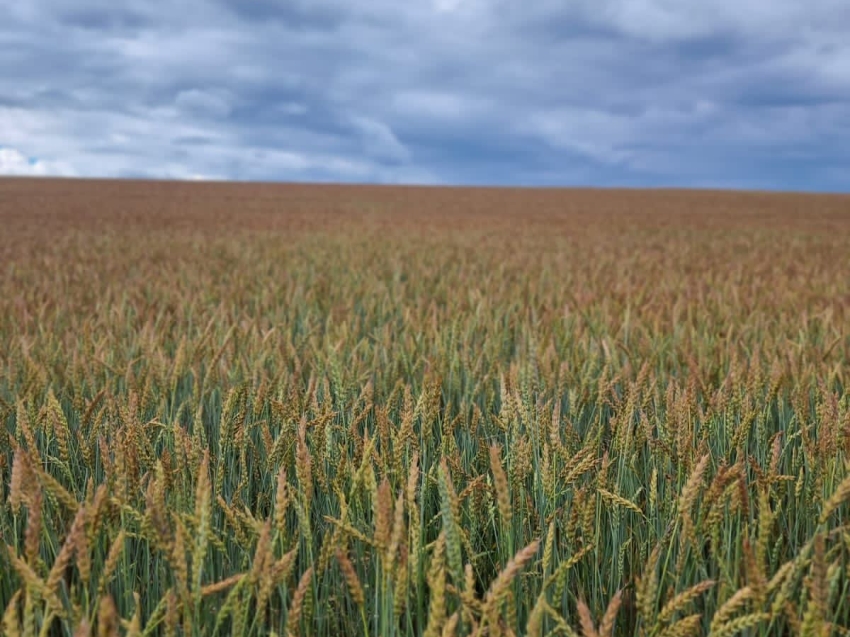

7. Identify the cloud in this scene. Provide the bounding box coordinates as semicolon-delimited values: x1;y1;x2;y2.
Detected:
1;0;849;189
349;116;411;162
391;91;491;124
0;147;75;177
175;89;233;118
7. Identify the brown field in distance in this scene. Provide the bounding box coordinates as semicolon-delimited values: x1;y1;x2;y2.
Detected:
3;177;850;235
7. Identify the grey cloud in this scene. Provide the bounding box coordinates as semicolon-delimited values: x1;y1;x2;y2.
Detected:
175;89;234;118
349;116;411;162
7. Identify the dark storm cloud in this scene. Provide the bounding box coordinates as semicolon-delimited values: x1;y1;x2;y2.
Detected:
1;0;849;189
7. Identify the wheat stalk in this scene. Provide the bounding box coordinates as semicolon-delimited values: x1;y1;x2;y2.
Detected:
576;597;598;637
286;566;314;637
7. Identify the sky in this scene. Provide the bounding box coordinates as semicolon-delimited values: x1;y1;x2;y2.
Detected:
1;1;849;190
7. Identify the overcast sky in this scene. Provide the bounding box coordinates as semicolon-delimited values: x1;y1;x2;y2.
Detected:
2;1;849;190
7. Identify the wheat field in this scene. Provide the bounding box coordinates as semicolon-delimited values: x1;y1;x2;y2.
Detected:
1;178;849;636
